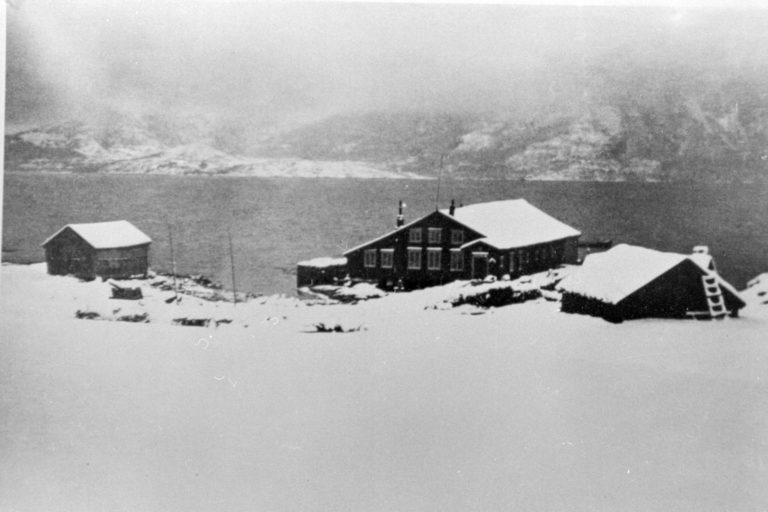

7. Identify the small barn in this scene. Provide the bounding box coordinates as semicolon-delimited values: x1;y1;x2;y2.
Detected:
296;257;348;287
557;244;745;322
42;220;152;280
343;199;581;290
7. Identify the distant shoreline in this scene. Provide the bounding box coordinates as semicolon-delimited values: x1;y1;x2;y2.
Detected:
3;169;433;180
7;170;768;185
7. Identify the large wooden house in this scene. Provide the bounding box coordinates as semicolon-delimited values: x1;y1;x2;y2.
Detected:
42;220;152;280
557;244;745;322
344;199;581;290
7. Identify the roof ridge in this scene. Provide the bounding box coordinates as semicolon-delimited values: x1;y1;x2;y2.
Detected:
42;220;151;249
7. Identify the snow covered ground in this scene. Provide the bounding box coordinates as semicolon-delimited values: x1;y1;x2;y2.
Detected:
2;263;768;511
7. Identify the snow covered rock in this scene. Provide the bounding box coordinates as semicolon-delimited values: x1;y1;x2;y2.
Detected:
742;273;768;308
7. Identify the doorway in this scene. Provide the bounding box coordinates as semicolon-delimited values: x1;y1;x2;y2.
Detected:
471;252;489;279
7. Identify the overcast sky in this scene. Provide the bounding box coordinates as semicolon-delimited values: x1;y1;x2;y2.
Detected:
7;1;768;127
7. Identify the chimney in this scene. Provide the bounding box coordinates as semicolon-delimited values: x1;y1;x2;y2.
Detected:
692;245;709;255
396;200;405;227
449;199;456;216
692;245;716;272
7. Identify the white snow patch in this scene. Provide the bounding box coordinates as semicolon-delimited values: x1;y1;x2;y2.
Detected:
444;199;581;249
18;131;69;148
233;159;423;179
741;273;768;316
457;131;495;151
333;282;387;301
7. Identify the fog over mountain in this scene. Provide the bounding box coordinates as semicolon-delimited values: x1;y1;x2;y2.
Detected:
7;1;768;181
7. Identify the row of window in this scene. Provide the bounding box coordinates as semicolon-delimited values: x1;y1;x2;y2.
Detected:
364;245;563;272
508;246;561;272
364;247;464;271
408;227;464;245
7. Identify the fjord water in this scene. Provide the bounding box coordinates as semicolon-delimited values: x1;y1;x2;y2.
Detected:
4;173;768;294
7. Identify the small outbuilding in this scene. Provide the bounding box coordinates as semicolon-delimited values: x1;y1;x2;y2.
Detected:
42;220;152;280
557;244;745;322
296;257;348;287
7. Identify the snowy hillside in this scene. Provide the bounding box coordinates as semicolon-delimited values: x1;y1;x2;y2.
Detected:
2;262;768;511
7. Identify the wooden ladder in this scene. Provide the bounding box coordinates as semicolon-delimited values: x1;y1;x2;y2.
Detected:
702;273;727;319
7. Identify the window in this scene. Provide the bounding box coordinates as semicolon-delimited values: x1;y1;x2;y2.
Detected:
450;250;463;271
427;248;442;270
407;247;422;269
380;249;394;269
451;229;464;245
364;249;377;268
509;251;516;273
428;228;442;244
409;228;422;243
521;250;529;267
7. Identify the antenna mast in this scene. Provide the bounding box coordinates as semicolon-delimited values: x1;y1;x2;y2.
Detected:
168;224;177;298
435;154;445;211
228;229;238;307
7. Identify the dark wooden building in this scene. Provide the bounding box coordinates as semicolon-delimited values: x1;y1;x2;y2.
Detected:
343;199;581;290
558;244;745;322
42;220;152;280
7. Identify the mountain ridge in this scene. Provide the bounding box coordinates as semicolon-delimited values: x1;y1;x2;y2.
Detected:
6;74;768;182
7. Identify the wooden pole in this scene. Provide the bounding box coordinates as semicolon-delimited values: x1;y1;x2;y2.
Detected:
228;229;237;306
168;224;177;297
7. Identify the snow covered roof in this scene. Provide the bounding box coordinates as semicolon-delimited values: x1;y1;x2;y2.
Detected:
297;257;348;268
441;199;581;249
557;244;741;305
344;199;580;255
42;220;152;249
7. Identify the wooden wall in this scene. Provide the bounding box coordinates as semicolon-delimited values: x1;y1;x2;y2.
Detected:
44;228;96;279
94;245;150;279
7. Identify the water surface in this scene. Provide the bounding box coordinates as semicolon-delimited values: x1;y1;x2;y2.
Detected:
4;173;767;293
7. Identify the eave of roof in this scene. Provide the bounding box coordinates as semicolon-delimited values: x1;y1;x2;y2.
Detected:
42;220;152;249
342;214;430;255
459;234;577;251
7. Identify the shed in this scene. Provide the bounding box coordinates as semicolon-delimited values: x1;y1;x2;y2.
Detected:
42;220;152;280
296;257;348;287
557;244;745;322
